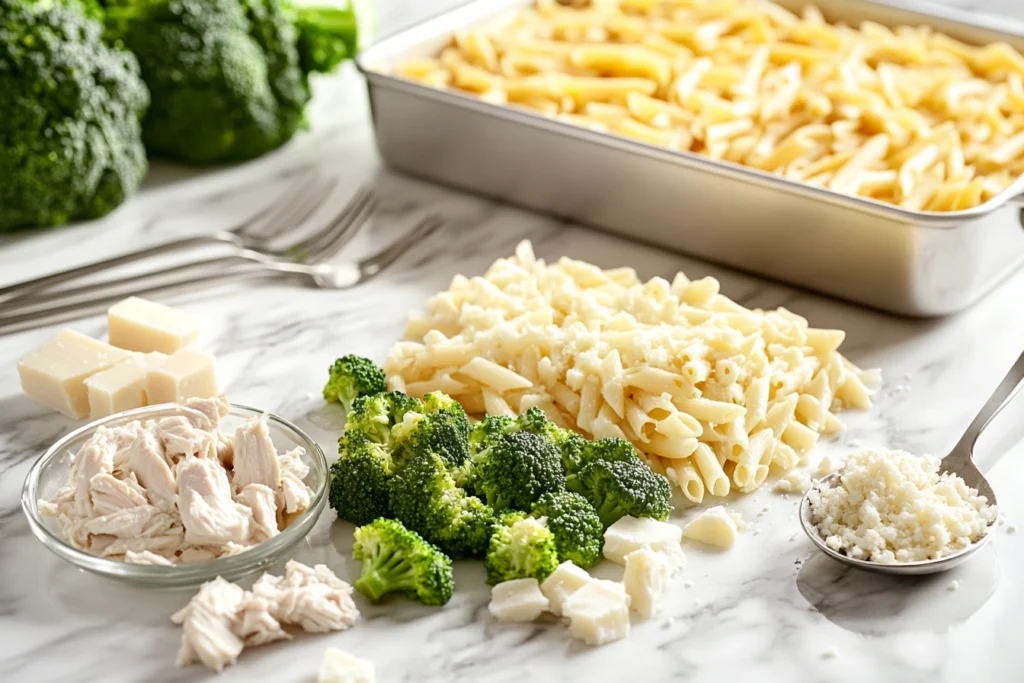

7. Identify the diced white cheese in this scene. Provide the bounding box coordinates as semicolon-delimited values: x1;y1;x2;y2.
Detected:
622;548;671;619
147;347;219;405
85;354;165;419
562;579;631;646
488;578;550;622
603;516;685;573
18;329;132;419
318;647;375;683
683;506;738;549
108;297;199;354
540;561;591;616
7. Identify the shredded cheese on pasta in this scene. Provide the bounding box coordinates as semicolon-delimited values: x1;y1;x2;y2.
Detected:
393;0;1024;211
385;241;879;501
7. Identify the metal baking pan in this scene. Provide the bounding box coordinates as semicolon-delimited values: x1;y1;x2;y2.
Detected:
358;0;1024;316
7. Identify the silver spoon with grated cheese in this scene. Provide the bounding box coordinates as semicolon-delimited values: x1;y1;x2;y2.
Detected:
798;350;1023;575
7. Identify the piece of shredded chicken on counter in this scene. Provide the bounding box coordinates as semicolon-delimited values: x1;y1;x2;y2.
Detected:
40;399;314;565
173;562;358;672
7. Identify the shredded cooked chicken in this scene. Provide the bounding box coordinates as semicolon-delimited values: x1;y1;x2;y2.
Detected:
40;400;313;565
173;561;358;673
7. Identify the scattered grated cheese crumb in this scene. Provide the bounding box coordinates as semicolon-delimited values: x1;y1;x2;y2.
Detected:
774;469;813;494
947;580;960;592
822;647;839;659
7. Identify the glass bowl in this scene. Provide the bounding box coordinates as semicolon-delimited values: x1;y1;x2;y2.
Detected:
21;403;327;588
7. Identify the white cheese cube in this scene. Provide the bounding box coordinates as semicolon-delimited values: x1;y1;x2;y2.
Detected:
603;516;685;574
146;347;219;405
85;357;148;419
562;579;631;646
682;506;738;549
108;297;199;354
488;578;550;622
540;561;592;616
622;548;671;619
318;647;375;683
18;329;131;419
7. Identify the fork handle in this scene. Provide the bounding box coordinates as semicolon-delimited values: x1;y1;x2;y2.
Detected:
0;264;285;336
0;234;233;304
949;346;1024;461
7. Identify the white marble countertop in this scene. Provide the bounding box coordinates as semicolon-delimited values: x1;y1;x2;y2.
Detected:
3;1;1024;681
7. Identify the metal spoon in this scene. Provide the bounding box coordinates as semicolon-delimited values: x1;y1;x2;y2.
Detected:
798;349;1024;575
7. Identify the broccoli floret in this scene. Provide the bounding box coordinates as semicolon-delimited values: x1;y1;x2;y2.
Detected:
468;415;515;454
389;451;495;558
352;518;453;606
102;0;358;165
323;354;386;413
0;0;148;232
514;406;566;442
531;491;603;568
567;458;673;528
329;432;393;526
563;437;642;474
471;431;566;512
484;516;559;585
389;392;471;470
345;391;422;448
558;431;589;473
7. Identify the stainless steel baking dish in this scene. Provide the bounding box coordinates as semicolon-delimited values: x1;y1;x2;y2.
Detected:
358;0;1024;316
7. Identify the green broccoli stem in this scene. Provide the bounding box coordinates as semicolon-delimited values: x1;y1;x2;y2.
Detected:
356;548;418;602
593;497;625;528
295;5;358;74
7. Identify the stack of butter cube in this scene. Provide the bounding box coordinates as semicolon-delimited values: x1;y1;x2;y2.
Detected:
17;297;219;420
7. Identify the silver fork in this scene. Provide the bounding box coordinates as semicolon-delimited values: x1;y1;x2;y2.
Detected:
0;214;444;336
2;186;377;315
0;173;339;304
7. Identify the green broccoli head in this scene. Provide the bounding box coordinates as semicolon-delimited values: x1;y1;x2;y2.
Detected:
557;431;589;473
468;415;515;454
103;0;357;165
563;437;642;474
472;431;566;512
0;0;148;232
329;432;393;526
484;516;559;585
352;518;453;606
345;391;423;447
531;491;603;568
567;458;673;528
390;393;471;470
323;354;386;412
389;451;495;559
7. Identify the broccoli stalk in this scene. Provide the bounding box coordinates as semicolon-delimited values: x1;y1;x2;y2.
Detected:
323;354;386;413
353;518;454;606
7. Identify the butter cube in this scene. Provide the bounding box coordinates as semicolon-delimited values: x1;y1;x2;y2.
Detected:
318;648;375;683
108;297;199;354
562;579;631;646
146;347;219;404
540;561;591;616
488;578;550;622
85;352;167;419
18;329;131;419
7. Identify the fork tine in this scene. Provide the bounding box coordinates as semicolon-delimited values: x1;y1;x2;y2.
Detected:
304;194;378;262
358;214;445;279
283;186;375;262
241;175;336;239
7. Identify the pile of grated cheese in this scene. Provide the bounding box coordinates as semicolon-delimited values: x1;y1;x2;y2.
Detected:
807;449;996;564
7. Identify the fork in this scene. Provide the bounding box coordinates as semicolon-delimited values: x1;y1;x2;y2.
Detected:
0;173;339;304
2;186;378;315
0;214;444;336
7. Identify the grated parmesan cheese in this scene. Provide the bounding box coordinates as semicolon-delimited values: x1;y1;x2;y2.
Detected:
807;449;996;564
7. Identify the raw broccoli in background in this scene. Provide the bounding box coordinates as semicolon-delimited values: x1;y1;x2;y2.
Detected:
389;451;495;559
531;491;603;568
567;457;673;529
100;0;358;165
485;515;559;585
469;431;566;512
329;432;394;526
352;518;454;606
323;354;386;413
0;0;148;232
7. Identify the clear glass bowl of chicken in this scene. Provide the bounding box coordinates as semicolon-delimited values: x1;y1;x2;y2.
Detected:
21;400;327;588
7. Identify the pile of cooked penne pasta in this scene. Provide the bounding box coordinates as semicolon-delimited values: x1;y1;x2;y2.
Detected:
395;0;1024;211
385;242;879;502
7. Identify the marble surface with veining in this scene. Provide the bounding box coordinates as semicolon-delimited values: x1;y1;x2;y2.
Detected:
3;1;1024;681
